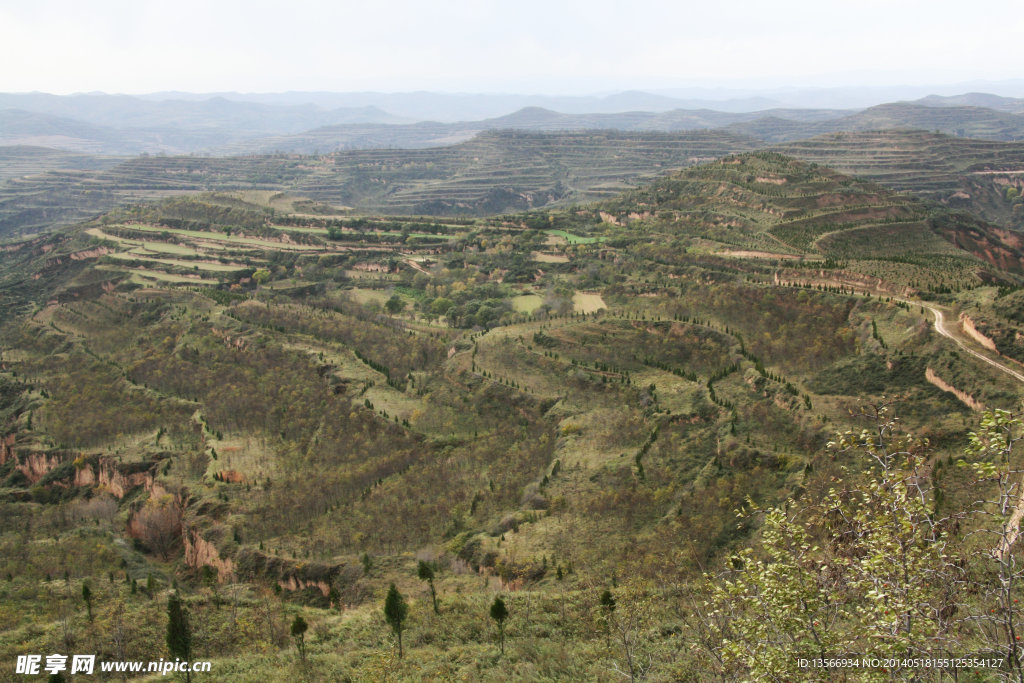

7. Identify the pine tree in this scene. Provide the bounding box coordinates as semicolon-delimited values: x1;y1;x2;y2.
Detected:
599;589;616;647
383;583;408;658
290;615;308;665
81;582;93;623
166;592;192;683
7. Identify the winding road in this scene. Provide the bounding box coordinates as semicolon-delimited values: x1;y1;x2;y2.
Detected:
920;303;1024;386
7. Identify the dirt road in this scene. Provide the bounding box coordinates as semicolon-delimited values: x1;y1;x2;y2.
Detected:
921;303;1024;386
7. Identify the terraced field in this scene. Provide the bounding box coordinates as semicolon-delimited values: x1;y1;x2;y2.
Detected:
774;131;1024;229
0;145;122;181
594;152;1024;289
0;130;759;235
8;127;1024;241
4;149;1024;681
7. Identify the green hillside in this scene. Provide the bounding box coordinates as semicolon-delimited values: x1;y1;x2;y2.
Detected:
1;154;1023;679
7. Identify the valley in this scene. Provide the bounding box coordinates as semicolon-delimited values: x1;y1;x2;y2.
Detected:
2;118;1024;680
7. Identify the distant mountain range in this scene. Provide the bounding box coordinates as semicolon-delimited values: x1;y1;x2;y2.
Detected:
3;90;1024;157
213;100;1024;155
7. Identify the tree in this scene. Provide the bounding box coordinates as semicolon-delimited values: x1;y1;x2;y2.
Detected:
490;595;509;655
81;582;93;623
383;583;408;658
166;592;192;683
385;294;405;315
599;589;615;648
429;297;453;317
704;403;959;680
962;408;1024;678
706;505;851;680
134;495;183;561
417;560;439;614
290;614;308;665
602;584;655;682
252;268;271;286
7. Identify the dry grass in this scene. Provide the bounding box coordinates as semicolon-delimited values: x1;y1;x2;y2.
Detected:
572;292;606;313
511;294;544;313
107;253;244;272
532;252;569;263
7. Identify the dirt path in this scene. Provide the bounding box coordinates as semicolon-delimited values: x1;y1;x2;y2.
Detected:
920;303;1024;386
403;258;430;275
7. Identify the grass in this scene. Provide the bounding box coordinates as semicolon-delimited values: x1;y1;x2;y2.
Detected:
532;252;569;263
347;288;393;307
511;294;544;313
95;264;220;284
572;292;606;313
112;223;328;251
545;230;602;245
106;253;245;272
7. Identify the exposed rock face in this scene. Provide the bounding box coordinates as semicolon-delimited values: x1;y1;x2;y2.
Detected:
234;548;341;597
69;247;112;261
16;454;63;481
277;576;330;597
0;434;14;462
74;459;155;498
183;528;237;582
960;314;998;352
925;367;984;411
3;447;156;498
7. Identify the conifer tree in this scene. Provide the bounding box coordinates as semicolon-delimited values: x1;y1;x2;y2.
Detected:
383;583;408;658
290;615;308;665
166;592;192;683
81;582;93;623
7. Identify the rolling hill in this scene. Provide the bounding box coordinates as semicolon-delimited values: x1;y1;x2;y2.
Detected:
0;130;760;236
774;130;1024;230
1;152;1023;678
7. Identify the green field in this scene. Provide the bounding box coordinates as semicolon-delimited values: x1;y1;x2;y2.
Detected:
544;229;603;244
511;293;544;312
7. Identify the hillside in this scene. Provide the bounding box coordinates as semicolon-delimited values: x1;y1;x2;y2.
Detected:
834;102;1024;139
1;153;1023;678
915;92;1024;113
599;151;1024;279
227;102;1024;156
0;145;123;181
0;94;409;154
727;102;1024;142
7;124;1024;244
774;130;1024;230
0;130;759;236
220;106;850;155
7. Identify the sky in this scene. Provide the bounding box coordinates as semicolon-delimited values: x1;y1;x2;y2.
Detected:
2;0;1023;95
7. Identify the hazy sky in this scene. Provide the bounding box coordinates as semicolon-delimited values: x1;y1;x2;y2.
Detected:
2;0;1022;95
